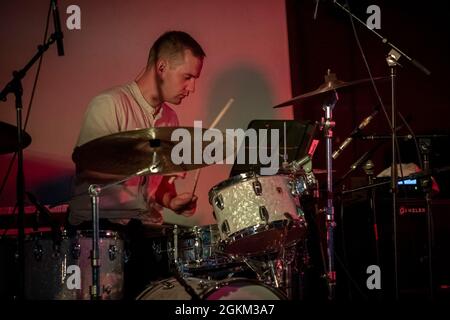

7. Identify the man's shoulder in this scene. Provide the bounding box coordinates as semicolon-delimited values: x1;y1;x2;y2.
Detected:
86;82;135;112
91;82;133;102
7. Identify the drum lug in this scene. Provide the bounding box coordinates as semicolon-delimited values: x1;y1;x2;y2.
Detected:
283;212;295;228
152;241;162;255
252;180;262;196
102;285;112;295
71;242;81;259
259;206;269;223
33;242;43;261
221;220;230;235
214;194;224;210
108;244;118;261
162;280;175;290
197;280;210;290
123;248;131;264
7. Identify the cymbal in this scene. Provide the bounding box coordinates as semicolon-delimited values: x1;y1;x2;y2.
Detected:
274;70;388;108
0;121;32;155
72;127;227;176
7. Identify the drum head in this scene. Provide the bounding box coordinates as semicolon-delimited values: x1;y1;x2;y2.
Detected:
136;277;286;300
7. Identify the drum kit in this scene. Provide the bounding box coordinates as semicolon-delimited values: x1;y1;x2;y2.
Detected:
1;71;391;301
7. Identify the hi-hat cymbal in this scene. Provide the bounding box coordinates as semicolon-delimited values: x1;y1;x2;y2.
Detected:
0;121;32;155
274;70;388;108
72;127;228;176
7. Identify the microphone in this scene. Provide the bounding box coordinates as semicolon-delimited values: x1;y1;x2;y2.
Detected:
51;0;65;56
332;107;379;160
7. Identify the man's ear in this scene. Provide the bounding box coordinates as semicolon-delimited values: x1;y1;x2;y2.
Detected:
156;59;166;74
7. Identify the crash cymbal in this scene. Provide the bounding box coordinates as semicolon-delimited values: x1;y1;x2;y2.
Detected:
0;121;32;155
72;127;228;176
274;70;388;108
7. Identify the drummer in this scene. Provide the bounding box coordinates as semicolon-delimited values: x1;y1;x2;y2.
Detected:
68;31;205;296
69;30;203;226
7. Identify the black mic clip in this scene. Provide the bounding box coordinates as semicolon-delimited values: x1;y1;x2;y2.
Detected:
51;0;65;56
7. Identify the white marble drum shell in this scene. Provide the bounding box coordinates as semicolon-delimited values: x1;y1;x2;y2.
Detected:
209;174;305;255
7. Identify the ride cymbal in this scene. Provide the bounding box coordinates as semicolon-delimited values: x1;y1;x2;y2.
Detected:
274;70;388;108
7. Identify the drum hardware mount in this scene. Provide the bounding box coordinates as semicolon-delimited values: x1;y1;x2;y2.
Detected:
108;244;118;261
318;88;338;300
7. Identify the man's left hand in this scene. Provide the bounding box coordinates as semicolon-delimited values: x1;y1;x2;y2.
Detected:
167;192;198;217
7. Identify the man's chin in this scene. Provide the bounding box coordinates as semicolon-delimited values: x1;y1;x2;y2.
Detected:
171;98;183;105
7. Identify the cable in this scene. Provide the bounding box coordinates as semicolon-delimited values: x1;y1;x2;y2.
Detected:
344;0;392;131
344;0;409;187
398;111;423;168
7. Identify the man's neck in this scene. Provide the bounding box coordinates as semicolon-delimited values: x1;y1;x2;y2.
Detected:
136;68;163;109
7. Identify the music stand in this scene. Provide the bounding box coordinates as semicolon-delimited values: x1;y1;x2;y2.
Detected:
229;119;318;177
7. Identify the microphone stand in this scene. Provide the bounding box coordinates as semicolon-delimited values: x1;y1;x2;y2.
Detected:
333;0;431;300
419;138;434;299
387;53;401;300
0;24;63;301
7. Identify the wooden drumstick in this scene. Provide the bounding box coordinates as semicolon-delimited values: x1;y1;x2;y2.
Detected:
209;98;235;130
191;98;234;197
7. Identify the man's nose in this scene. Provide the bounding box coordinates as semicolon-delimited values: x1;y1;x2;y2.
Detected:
187;79;196;93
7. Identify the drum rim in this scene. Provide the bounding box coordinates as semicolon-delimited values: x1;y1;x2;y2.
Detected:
177;224;219;237
208;172;291;203
76;229;122;239
218;219;306;257
208;171;259;202
135;277;185;300
202;277;288;300
135;277;288;300
23;229;69;240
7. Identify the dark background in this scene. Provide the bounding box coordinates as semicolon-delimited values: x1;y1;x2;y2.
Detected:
285;0;450;300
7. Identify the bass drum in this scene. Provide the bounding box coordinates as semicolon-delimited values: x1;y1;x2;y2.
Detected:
136;277;286;300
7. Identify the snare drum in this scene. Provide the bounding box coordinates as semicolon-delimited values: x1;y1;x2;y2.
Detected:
170;224;242;277
24;229;124;300
209;172;307;256
136;277;286;300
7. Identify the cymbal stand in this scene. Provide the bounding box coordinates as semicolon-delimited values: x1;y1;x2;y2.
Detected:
87;164;161;300
321;92;338;300
88;184;101;300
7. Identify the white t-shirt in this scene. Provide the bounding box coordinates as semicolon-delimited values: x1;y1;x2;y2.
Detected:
68;81;179;225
